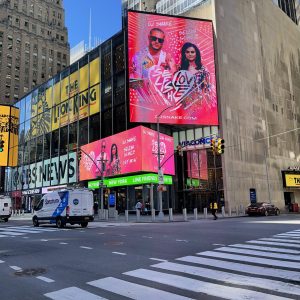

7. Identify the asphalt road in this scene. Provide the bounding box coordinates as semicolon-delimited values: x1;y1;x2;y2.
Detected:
0;214;300;299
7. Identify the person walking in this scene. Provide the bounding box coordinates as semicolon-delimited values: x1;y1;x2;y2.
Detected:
210;201;218;220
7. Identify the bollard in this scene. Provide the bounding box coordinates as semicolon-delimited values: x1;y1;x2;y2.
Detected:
169;208;173;221
204;207;208;219
22;209;24;216
136;209;140;222
104;209;109;220
194;208;198;220
240;204;245;215
114;210;118;220
125;210;129;222
183;208;187;221
228;207;232;217
221;206;225;217
236;206;239;216
151;209;155;222
18;209;21;216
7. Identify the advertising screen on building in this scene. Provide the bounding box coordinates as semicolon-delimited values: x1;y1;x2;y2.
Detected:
128;11;218;125
187;149;208;180
0;105;19;167
79;126;175;181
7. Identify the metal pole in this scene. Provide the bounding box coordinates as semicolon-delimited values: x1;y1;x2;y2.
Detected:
157;119;164;220
213;150;218;203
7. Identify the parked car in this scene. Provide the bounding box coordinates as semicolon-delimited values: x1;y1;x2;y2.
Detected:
246;202;280;216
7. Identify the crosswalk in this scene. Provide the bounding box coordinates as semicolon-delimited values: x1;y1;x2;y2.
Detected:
0;225;62;237
44;228;300;300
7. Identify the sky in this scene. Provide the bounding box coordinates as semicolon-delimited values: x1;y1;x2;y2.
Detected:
63;0;122;49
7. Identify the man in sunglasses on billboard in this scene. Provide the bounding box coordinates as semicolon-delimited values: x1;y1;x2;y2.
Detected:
130;27;176;80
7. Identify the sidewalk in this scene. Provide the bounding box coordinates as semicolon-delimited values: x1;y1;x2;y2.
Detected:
9;211;247;223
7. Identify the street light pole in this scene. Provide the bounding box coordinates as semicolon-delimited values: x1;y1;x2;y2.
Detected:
156;106;173;220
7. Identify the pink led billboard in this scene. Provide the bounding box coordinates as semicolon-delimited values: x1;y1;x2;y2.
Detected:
187;150;208;180
79;126;175;181
128;11;218;125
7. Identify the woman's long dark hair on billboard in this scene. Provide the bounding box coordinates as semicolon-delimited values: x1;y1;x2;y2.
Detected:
180;42;202;71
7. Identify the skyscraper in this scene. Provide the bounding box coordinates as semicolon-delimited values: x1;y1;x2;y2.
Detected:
0;0;69;105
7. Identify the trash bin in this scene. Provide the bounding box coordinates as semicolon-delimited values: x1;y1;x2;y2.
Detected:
292;203;299;212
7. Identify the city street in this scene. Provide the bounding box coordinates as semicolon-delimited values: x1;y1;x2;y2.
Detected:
0;215;300;299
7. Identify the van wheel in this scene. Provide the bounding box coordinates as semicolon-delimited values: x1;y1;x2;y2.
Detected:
56;218;65;228
275;209;280;216
81;222;88;228
33;217;39;227
265;210;269;216
4;218;8;222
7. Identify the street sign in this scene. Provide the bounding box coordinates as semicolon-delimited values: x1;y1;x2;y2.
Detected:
158;169;164;184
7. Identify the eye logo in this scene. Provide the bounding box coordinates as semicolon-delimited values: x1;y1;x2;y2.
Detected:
73;199;79;205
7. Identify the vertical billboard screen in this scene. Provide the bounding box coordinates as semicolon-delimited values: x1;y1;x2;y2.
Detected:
79;126;175;181
0;105;19;167
128;11;218;125
187;150;208;180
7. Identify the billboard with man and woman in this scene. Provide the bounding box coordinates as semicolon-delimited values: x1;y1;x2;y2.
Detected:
128;11;218;125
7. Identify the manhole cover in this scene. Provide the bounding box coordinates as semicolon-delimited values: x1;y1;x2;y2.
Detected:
15;268;46;277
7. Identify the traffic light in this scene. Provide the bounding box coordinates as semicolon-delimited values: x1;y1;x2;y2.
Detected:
0;139;4;153
217;138;225;154
177;145;183;156
77;149;82;161
210;138;216;153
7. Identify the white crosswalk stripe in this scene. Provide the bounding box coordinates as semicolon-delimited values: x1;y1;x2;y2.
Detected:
0;226;62;237
215;246;300;261
44;228;300;300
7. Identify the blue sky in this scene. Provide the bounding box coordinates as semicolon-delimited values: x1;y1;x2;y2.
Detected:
64;0;122;48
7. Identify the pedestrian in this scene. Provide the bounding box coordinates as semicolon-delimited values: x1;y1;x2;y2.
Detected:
210;201;218;220
93;202;99;215
135;200;142;211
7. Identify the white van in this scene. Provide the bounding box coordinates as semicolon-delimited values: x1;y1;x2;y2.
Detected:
32;189;94;228
0;195;12;222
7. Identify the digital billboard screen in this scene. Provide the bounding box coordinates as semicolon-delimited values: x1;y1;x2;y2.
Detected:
128;11;218;125
79;126;175;181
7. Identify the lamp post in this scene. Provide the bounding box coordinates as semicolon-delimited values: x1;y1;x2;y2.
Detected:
156;105;174;220
97;157;107;219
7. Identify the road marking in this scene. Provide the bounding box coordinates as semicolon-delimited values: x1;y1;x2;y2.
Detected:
213;243;225;246
0;231;24;236
248;240;300;248
176;239;188;242
259;238;300;244
80;246;93;250
119;234;127;237
112;252;126;255
40;239;48;242
149;258;168;262
36;276;55;283
59;242;68;245
274;235;300;239
10;266;22;271
0;260;4;263
22;237;29;239
97;233;105;235
88;277;192;300
152;261;300;297
177;256;300;281
275;233;300;237
197;251;300;269
0;235;7;237
215;246;300;261
142;236;153;239
260;238;300;244
228;243;300;254
8;226;59;232
125;269;290;300
45;287;107;300
0;228;41;234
